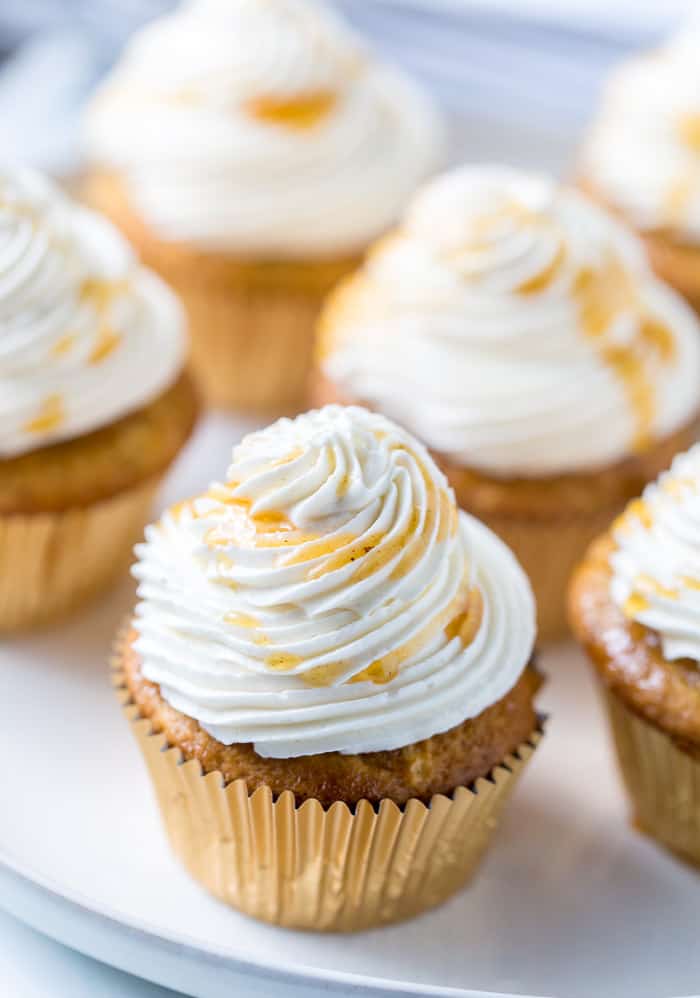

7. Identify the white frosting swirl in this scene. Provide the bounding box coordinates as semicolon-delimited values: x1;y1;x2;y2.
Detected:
610;444;700;663
320;165;700;477
133;405;535;758
583;25;700;241
0;167;186;458
84;0;443;257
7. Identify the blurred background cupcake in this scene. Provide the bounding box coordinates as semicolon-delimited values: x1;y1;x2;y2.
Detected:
315;165;700;640
82;0;443;414
570;443;700;866
581;17;700;312
0;166;197;632
116;404;541;930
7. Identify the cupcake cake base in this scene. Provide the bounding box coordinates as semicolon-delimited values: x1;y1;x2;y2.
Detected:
0;374;198;632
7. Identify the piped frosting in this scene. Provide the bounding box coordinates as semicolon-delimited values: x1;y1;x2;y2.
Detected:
133;405;535;758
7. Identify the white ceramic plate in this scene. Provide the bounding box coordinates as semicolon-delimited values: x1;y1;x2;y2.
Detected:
1;413;699;998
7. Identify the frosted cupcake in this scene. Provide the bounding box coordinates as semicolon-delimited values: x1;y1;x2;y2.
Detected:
84;0;442;412
115;405;541;930
0;167;197;632
315;165;700;640
581;21;700;310
570;444;700;866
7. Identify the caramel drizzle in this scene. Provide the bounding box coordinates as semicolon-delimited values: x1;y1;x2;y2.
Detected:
350;584;483;686
623;565;700;619
462;199;537;255
51;333;76;357
202;491;311;551
80;277;127;366
664;113;700;228
618;479;700;619
24;393;65;434
224;612;260;629
623;572;679;620
194;450;463;688
265;652;304;672
573;253;675;453
516;241;566;295
245;90;336;129
89;325;122;364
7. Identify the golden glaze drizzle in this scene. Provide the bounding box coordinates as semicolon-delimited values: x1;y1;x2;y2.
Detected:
245;90;336;129
24;394;65;434
270;447;304;468
80;277;129;311
623;592;651;617
678;113;700;153
224;611;260;628
202;494;309;551
516;241;566;295
285;532;355;569
266;652;304;672
192;447;465;688
623;573;680;620
613;497;653;536
89;325;122;365
573;253;675;453
50;333;76;357
662;113;700;228
461;198;536;255
617;487;700;620
445;586;484;647
662;476;697;497
345;583;482;686
80;277;128;367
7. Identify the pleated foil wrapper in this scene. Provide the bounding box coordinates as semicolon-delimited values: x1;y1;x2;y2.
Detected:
603;686;700;867
113;647;542;931
0;478;158;633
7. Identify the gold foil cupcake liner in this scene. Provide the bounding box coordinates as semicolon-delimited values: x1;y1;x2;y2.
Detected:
602;686;700;867
183;285;330;413
472;509;618;643
113;652;542;931
0;479;158;633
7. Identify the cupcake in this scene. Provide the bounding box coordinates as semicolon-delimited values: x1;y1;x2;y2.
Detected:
570;444;700;866
0;167;197;632
114;404;541;930
83;0;442;413
315;165;700;641
581;22;700;310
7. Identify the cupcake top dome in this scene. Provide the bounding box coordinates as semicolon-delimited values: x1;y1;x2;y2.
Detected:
84;0;443;257
319;165;700;476
0;167;185;458
133;405;535;758
583;20;700;241
610;443;700;663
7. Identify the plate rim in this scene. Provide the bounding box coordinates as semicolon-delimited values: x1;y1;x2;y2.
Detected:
0;848;542;998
